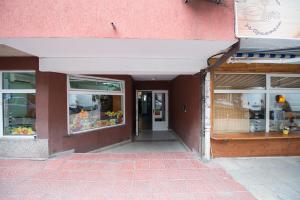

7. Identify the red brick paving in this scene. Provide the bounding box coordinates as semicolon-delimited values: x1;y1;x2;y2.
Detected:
0;152;255;200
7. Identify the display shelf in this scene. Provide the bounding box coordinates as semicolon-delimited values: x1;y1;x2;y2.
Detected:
211;132;300;140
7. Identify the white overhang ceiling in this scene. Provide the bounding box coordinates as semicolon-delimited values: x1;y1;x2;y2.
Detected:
0;44;32;57
0;38;236;80
240;38;300;51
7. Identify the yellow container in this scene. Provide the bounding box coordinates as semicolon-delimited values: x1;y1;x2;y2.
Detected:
283;129;289;135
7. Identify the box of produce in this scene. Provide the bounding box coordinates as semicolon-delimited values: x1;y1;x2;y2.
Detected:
11;127;35;135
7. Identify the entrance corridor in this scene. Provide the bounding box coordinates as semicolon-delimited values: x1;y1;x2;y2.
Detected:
98;130;186;153
135;130;177;141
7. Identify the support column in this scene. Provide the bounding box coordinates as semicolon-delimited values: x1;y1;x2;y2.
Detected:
204;72;211;161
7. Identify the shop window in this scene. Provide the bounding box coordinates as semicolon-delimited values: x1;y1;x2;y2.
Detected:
269;93;300;132
0;72;36;136
68;76;125;134
214;93;265;133
214;73;300;135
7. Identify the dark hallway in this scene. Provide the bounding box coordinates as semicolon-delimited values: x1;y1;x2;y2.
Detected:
137;91;152;131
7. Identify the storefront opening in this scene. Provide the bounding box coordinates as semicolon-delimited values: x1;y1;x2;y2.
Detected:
213;73;300;135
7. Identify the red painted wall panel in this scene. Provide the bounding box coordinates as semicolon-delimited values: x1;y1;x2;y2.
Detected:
135;81;171;91
0;57;38;70
47;74;133;154
171;75;201;152
0;58;134;154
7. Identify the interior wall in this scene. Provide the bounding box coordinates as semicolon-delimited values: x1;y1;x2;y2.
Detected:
171;75;201;152
48;74;133;154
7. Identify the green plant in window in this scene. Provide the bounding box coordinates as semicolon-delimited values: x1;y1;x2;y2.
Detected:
105;111;123;118
105;111;115;117
116;111;123;119
109;119;116;125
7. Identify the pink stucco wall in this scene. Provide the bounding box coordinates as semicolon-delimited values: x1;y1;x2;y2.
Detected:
0;0;234;40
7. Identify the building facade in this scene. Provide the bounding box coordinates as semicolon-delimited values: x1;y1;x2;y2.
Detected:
0;0;299;159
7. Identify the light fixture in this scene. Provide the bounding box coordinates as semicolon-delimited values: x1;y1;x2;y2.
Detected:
151;77;156;81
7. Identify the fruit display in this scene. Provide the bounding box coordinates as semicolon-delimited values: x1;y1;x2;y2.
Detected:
97;120;110;127
70;110;93;133
105;111;123;118
105;111;123;123
11;127;35;135
79;110;89;119
70;110;124;133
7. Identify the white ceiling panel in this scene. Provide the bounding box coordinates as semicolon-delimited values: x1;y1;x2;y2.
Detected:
0;38;236;79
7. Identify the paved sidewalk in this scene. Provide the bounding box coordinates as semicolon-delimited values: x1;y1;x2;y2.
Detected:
213;157;300;200
0;152;255;200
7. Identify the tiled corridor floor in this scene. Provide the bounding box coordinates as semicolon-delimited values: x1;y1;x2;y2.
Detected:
99;141;188;153
0;152;255;200
95;130;188;153
134;130;178;141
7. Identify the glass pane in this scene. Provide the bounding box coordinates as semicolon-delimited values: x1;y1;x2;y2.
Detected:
214;93;265;133
3;93;36;136
69;77;122;92
137;91;152;130
269;94;300;132
271;77;300;88
69;94;123;133
2;72;35;89
100;95;123;127
214;74;265;90
69;94;101;133
154;93;166;122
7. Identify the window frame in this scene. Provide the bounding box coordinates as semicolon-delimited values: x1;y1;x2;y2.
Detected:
0;70;36;138
214;72;267;90
213;73;300;134
269;73;300;90
67;75;126;135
